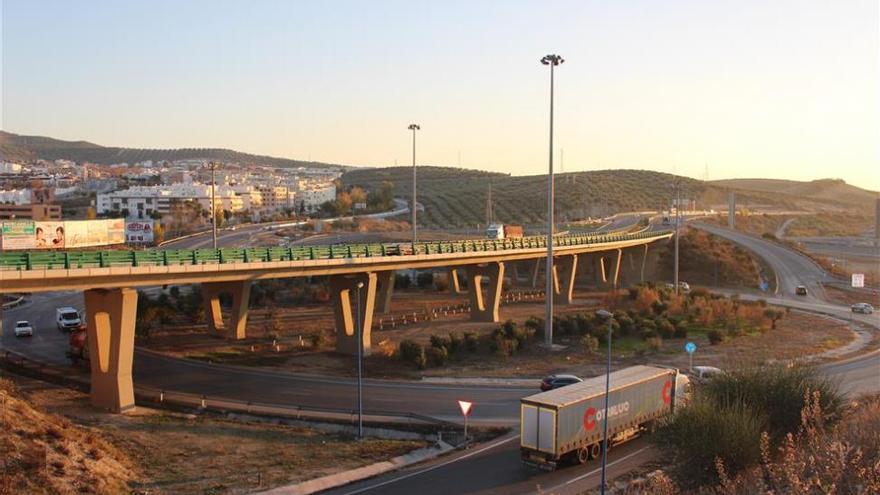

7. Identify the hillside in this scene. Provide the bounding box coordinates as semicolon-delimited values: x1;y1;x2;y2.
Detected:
711;178;879;209
343;167;862;228
0;131;344;170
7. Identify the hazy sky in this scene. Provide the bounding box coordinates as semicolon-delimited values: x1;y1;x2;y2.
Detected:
2;1;878;189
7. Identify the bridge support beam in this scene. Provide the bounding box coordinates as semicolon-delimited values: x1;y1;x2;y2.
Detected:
330;272;377;355
202;281;251;340
465;262;505;322
531;259;541;288
594;250;623;290
447;267;464;294
553;254;578;304
375;270;395;314
84;288;138;413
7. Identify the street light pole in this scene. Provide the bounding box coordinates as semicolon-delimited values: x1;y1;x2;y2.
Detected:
211;162;218;250
356;281;365;439
673;180;681;295
596;309;614;495
541;54;564;347
408;124;420;243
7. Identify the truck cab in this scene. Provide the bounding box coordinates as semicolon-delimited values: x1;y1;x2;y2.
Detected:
486;223;504;239
56;307;82;332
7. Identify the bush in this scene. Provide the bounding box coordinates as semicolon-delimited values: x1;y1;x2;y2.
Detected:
433;276;449;292
399;339;427;368
447;331;462;354
653;396;764;488
702;365;844;443
394;273;412;289
462;331;479;352
581;335;599;355
429;334;451;351
708;329;725;345
655;317;675;339
615;313;636;336
427;345;449;366
500;320;529;347
490;333;518;357
646;336;663;352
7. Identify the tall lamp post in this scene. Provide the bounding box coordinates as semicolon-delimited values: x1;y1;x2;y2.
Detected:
596;309;614;494
541;54;564;346
210;161;218;249
672;180;681;294
356;281;365;439
408;124;421;243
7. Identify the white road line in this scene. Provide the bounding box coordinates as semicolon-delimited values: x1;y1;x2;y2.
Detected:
546;446;651;492
336;434;520;495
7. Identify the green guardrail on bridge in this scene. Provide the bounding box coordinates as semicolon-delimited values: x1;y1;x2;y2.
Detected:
0;230;672;271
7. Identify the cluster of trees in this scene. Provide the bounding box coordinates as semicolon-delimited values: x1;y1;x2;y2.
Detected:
397;319;534;369
320;181;395;217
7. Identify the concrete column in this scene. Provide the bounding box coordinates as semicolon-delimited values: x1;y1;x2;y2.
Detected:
330;272;377;355
375;270;395;314
531;259;541;288
554;254;578;304
447;267;464;294
610;248;623;289
465;262;505;322
640;244;649;283
594;255;608;286
202;281;252;340
84;288;138;413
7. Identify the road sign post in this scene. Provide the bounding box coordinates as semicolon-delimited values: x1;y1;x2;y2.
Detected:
458;400;472;448
685;342;697;371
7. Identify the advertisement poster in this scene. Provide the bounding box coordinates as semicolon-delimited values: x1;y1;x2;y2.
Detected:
35;221;66;249
64;221;91;248
107;219;125;245
0;221;36;250
125;220;154;243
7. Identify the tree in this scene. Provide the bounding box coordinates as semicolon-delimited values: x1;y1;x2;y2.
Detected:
336;191;353;215
85;207;97;219
763;308;785;329
152;222;165;245
349;186;367;207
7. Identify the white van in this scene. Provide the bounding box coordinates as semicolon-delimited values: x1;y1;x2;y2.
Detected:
56;307;82;331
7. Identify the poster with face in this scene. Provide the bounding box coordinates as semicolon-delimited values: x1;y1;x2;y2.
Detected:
35;221;65;249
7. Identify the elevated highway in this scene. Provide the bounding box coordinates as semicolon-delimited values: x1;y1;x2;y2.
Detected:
0;229;671;412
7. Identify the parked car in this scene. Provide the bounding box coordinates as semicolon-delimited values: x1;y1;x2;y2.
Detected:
14;320;34;337
795;286;808;296
689;365;723;384
851;303;874;314
540;374;583;391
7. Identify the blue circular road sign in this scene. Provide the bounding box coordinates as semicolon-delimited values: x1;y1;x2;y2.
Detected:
685;342;697;354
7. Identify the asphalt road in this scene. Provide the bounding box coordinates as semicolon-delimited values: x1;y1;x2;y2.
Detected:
1;219;878;494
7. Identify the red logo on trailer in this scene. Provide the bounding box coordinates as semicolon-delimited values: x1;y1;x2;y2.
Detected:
583;407;597;430
662;380;672;405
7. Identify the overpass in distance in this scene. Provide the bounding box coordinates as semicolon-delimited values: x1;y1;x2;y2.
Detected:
0;229;672;412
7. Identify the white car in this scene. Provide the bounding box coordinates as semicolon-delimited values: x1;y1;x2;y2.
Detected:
14;320;34;337
690;366;723;383
851;303;874;314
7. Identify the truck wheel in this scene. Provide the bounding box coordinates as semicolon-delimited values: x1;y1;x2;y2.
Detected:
589;443;601;460
576;446;590;464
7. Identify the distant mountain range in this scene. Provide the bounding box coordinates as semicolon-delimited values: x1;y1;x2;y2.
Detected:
0;131;344;170
710;178;878;209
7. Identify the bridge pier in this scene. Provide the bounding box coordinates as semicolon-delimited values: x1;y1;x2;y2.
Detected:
447;267;464;294
553;254;578;304
465;262;505;322
531;259;542;288
330;272;377;355
202;281;252;340
375;270;395;314
84;288;138;413
593;249;623;290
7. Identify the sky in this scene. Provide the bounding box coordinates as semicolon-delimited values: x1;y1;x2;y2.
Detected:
1;0;878;189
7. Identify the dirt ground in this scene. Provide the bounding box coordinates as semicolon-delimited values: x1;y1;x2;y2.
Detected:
143;287;859;381
4;375;425;495
822;284;880;307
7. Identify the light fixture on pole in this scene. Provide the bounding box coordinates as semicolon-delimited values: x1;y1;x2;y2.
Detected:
356;281;365;439
672;180;682;294
210;161;218;249
408;124;421;244
540;54;564;347
596;309;614;495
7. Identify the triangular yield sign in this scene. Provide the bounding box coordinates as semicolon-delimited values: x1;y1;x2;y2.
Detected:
458;400;473;416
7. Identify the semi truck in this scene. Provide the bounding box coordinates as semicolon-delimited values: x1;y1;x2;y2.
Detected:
67;326;89;365
520;365;689;469
486;224;524;239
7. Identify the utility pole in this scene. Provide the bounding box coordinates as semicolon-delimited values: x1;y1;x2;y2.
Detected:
541;54;564;347
673;180;681;294
211;161;218;249
356;281;365;439
408;124;420;243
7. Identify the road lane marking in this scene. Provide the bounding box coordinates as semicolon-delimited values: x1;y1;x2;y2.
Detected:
336;434;520;495
545;446;651;492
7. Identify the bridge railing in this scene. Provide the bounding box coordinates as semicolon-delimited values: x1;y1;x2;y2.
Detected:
0;230;672;271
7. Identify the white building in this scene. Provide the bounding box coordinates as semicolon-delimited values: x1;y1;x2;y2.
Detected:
258;185;294;211
0;189;31;205
294;183;336;212
97;183;245;219
0;162;23;174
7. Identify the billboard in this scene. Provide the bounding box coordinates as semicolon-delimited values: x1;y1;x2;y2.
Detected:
107;218;125;245
0;221;36;250
125;220;154;243
35;221;66;249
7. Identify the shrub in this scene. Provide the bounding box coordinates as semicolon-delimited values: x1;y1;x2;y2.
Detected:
447;331;462;354
524;316;543;332
462;331;479;352
651;299;669;315
581;335;599;355
399;339;426;368
708;329;725;345
501;320;529;347
641;328;659;340
702;365;844;443
429;334;451;351
490;335;518;357
655;317;675;339
615;313;636;336
653;396;764;488
433;276;449;292
646;336;663;352
763;308;785;330
427;345;449;366
672;321;688;339
394;273;412;289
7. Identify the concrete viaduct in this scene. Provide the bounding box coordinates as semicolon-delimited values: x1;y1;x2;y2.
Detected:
0;231;671;412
